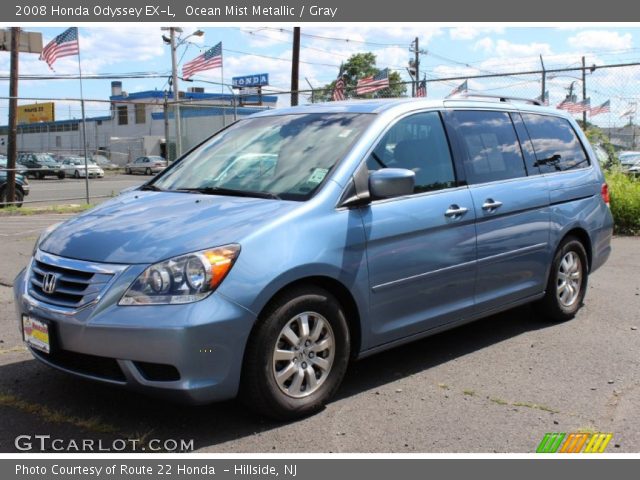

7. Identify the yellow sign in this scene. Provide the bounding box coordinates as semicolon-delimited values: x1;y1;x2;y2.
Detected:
17;102;55;124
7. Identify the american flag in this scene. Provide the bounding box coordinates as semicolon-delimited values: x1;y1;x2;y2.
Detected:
183;42;223;80
590;100;611;117
448;80;468;97
40;27;80;69
332;75;346;101
620;103;636;118
416;78;427;97
557;98;590;114
356;68;390;95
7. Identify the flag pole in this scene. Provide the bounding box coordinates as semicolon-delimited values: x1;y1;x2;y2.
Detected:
221;59;225;127
76;30;90;204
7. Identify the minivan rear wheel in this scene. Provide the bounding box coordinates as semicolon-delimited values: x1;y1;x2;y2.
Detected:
240;286;350;420
537;236;588;322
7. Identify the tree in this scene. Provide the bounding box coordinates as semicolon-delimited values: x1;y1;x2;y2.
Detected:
316;52;406;102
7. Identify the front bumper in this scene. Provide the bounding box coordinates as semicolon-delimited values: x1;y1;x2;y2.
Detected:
13;257;256;404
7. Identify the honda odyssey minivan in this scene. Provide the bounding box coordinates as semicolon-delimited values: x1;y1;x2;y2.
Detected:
14;96;613;419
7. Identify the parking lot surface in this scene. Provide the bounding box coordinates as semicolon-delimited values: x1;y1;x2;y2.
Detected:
21;173;142;206
0;213;638;453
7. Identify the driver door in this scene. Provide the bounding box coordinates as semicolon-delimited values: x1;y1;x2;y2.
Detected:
361;111;477;347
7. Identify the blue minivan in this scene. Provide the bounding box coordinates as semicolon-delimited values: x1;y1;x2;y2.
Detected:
14;97;613;419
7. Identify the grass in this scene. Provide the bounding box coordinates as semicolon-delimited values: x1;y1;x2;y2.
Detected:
605;170;640;235
463;389;476;396
0;203;94;216
511;401;559;413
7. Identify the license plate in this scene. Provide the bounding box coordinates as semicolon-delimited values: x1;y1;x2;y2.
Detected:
22;315;50;354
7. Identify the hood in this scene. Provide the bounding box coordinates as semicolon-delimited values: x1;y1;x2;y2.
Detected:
40;191;301;264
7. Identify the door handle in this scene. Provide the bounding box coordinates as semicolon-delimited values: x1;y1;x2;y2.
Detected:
482;199;503;211
444;205;469;218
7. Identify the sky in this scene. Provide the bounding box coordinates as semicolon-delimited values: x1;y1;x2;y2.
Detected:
1;25;640;126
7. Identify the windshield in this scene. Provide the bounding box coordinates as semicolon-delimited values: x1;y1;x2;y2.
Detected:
153;113;373;201
34;154;57;164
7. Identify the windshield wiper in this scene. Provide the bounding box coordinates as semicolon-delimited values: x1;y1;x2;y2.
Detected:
139;184;164;191
175;186;281;200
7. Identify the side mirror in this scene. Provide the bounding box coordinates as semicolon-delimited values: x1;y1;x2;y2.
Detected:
369;168;415;199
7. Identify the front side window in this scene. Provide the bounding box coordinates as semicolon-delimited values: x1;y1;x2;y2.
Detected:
452;110;527;185
520;113;589;172
154;113;373;201
366;111;456;193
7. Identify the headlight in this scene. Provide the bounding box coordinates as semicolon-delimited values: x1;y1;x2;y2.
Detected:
119;244;240;306
33;222;62;255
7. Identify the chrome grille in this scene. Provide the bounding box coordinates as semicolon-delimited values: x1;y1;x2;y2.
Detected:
28;251;125;309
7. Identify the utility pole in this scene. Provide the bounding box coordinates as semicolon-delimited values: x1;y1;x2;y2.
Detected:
414;37;419;98
291;27;300;106
540;55;546;104
582;56;588;126
6;27;20;206
163;90;169;160
169;27;182;158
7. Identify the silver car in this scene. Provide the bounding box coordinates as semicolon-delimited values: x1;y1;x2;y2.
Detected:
125;156;167;175
61;157;105;179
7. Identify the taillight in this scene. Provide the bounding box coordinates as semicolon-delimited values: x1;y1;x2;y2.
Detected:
601;183;610;207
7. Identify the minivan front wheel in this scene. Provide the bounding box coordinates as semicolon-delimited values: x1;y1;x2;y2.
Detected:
241;286;350;420
537;236;588;322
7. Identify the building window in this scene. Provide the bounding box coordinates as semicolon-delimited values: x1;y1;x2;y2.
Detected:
117;106;128;125
135;104;146;124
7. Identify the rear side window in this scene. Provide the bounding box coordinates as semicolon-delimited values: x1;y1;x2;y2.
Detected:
520;114;589;172
452;111;527;185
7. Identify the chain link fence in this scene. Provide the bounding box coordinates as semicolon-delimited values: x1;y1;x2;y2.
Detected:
300;62;640;150
2;61;639;207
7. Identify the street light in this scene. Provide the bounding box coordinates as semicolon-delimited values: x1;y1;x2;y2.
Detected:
161;28;204;160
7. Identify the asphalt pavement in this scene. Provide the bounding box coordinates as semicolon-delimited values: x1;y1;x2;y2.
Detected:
21;173;143;206
0;213;638;453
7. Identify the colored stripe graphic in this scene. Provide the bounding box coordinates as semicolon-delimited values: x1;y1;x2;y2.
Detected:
537;433;565;453
560;433;589;453
537;433;613;453
584;433;613;453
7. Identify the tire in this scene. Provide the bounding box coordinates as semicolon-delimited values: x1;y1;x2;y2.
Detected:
145;168;151;175
74;170;80;179
13;189;24;208
125;168;131;175
536;236;589;322
240;286;351;420
0;187;24;207
37;172;45;180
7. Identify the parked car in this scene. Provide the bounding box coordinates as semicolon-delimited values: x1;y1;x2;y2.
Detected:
619;152;640;172
15;98;613;420
91;154;119;170
60;157;105;179
0;157;29;175
16;153;65;179
124;156;167;175
627;159;640;176
0;170;30;207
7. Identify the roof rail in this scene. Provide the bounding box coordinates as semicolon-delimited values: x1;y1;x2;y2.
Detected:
447;92;542;106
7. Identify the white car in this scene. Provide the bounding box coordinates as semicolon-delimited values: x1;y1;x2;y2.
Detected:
61;157;105;179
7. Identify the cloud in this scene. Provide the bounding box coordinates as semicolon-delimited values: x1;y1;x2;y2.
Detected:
493;40;553;58
568;30;633;51
449;27;505;41
473;37;494;53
